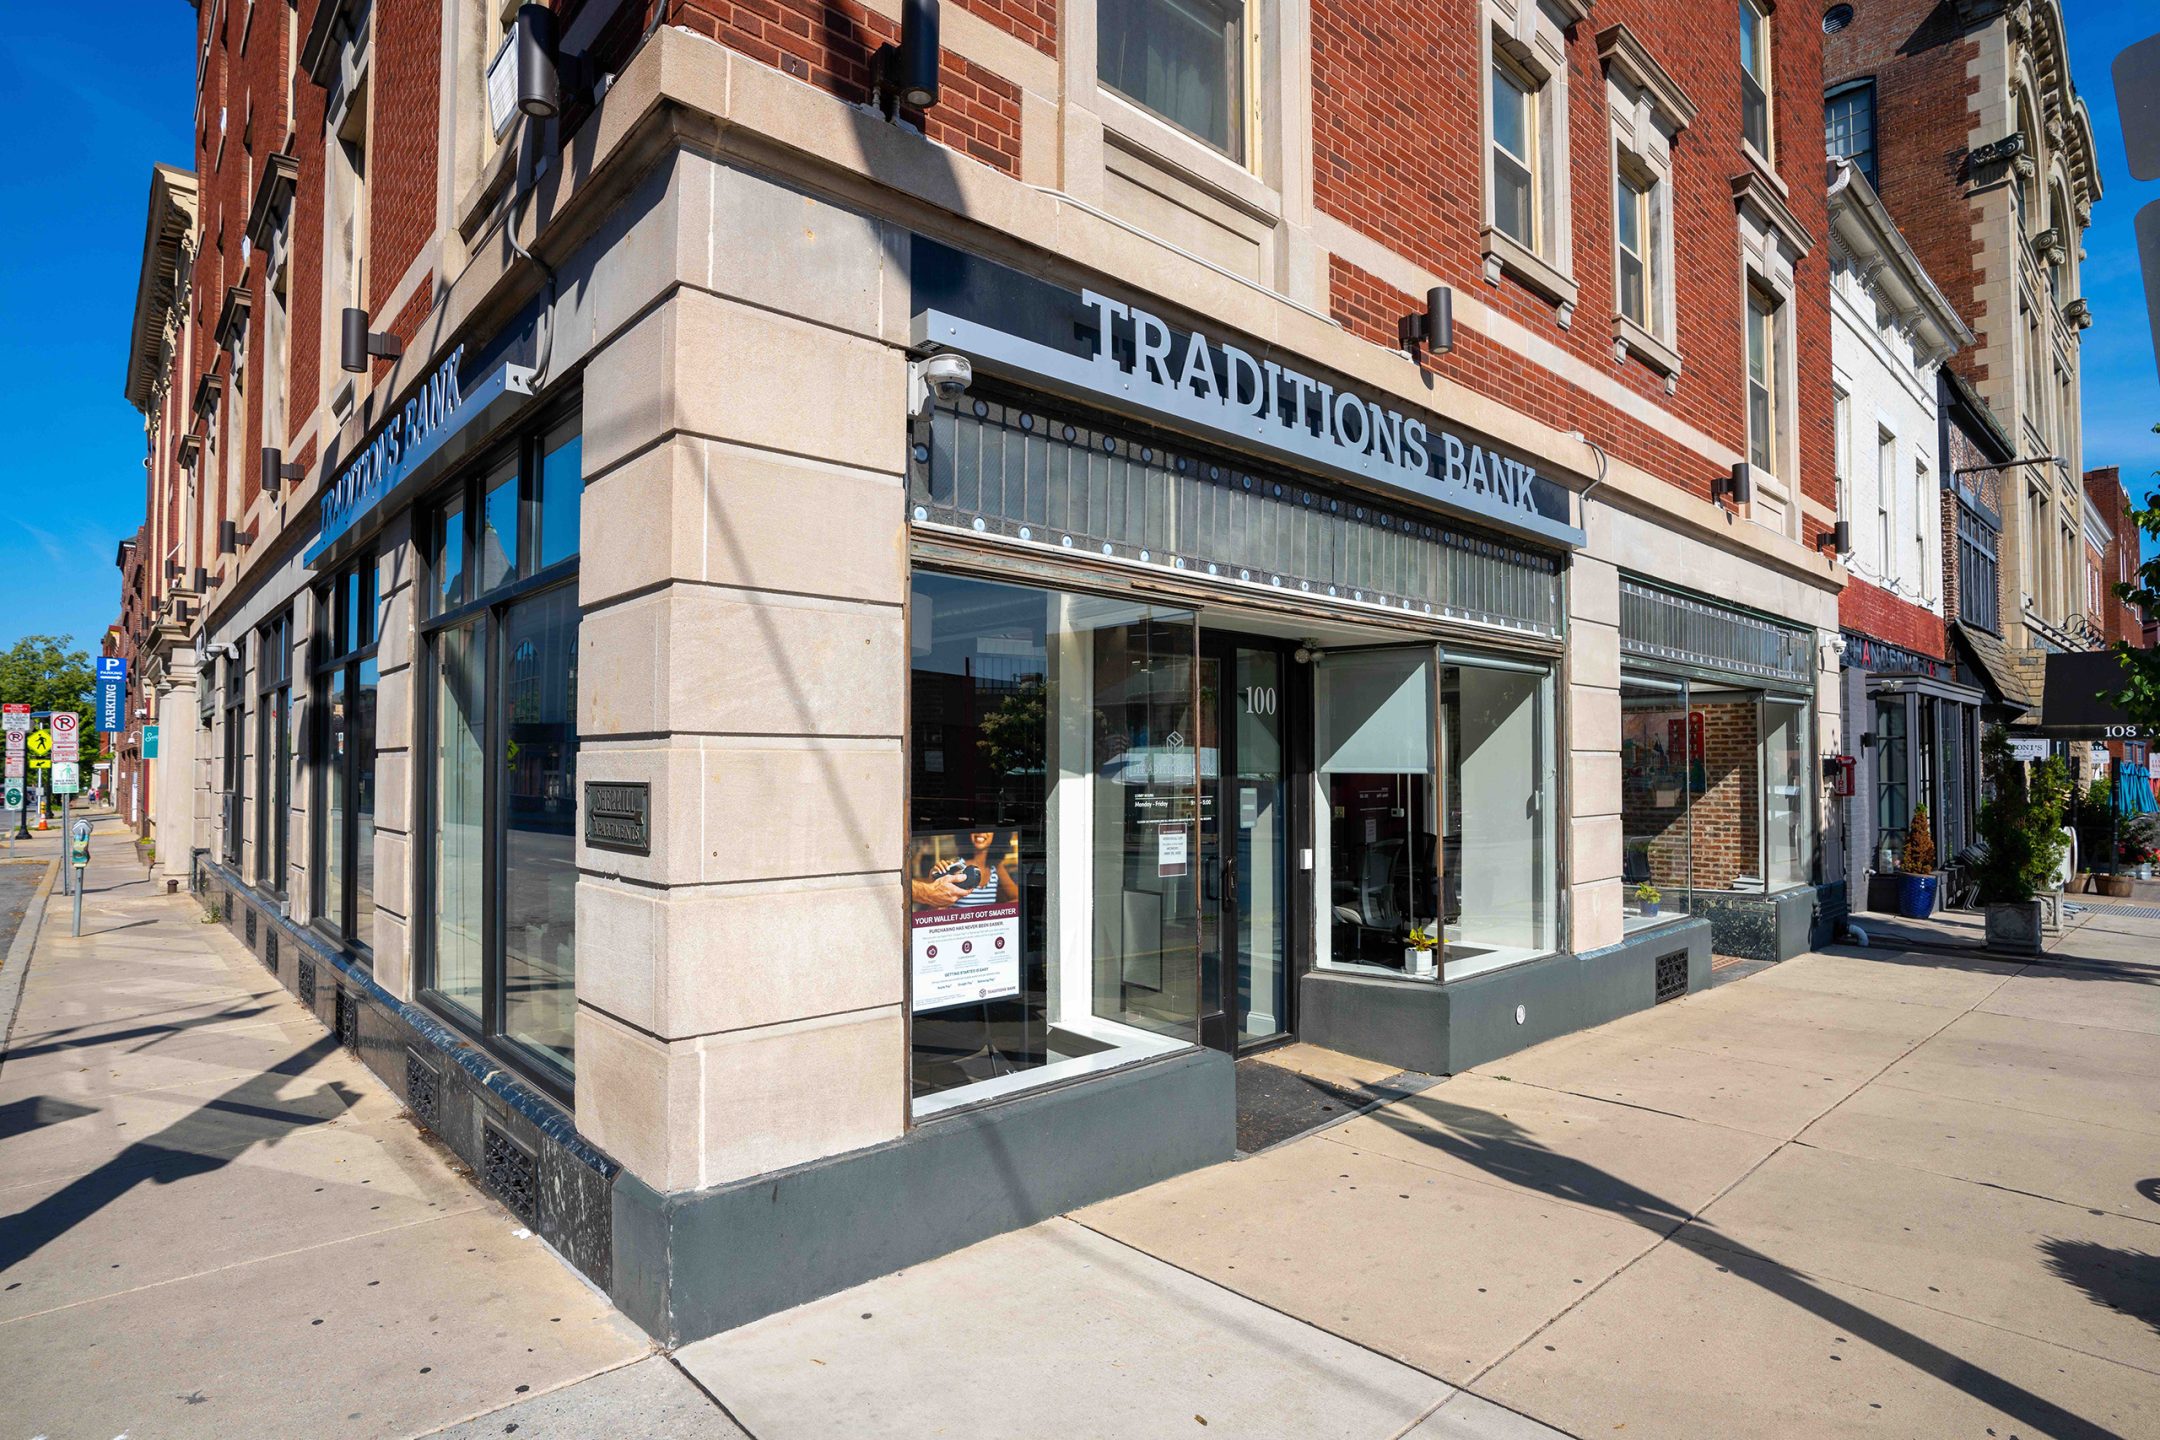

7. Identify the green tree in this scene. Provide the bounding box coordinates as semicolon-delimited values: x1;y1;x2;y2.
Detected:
2107;432;2160;728
1972;727;2071;904
0;635;101;809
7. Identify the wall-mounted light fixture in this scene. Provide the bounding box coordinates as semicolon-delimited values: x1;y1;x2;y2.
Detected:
260;447;303;495
1397;286;1453;359
218;521;238;556
874;0;942;116
515;3;594;120
1716;462;1753;507
340;307;403;374
190;567;210;593
1825;519;1850;555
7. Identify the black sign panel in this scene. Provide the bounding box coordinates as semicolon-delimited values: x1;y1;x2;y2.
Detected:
2041;650;2155;737
585;781;652;855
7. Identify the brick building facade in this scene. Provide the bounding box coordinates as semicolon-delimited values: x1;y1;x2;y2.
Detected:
122;0;1846;1344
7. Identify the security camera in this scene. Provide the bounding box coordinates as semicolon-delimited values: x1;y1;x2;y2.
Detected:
908;352;973;416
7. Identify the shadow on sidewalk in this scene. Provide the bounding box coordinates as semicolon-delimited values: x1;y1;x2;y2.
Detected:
0;1033;358;1275
0;1003;276;1063
1354;1092;2130;1439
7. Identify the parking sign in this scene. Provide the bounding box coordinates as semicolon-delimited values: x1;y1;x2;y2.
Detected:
51;711;78;763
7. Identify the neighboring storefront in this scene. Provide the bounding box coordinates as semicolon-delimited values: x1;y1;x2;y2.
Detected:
1618;579;1826;959
1840;633;1986;907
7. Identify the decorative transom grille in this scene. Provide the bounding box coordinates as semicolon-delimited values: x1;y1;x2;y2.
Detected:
336;988;357;1051
1655;950;1689;1003
911;389;1565;639
298;956;317;1011
1620;579;1813;686
483;1124;538;1225
405;1052;440;1128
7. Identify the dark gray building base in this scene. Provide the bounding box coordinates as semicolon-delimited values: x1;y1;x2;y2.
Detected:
614;1047;1234;1344
194;849;1233;1348
1690;885;1834;961
1297;919;1714;1076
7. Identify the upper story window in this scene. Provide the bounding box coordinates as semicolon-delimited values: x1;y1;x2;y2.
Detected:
1614;167;1650;326
1481;1;1583;317
1739;0;1773;162
1098;0;1248;159
1746;286;1781;473
1825;81;1876;191
1875;426;1895;576
1599;24;1694;378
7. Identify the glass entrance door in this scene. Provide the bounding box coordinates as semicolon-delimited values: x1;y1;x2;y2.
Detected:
1197;636;1293;1052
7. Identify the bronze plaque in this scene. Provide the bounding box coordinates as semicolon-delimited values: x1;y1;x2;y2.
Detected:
585;781;651;855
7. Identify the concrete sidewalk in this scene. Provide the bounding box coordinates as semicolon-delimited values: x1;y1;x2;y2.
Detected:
680;900;2160;1440
0;815;690;1440
5;829;2157;1438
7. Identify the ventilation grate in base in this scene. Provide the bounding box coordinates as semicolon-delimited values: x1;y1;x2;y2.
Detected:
244;908;257;947
1654;950;1689;1003
297;956;316;1010
264;931;279;974
405;1051;440;1127
336;987;357;1051
483;1123;538;1225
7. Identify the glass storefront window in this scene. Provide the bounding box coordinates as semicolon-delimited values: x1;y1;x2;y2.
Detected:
314;560;376;955
1763;696;1811;891
1874;696;1908;868
1313;647;1556;981
908;571;1200;1116
1621;674;1692;929
421;407;582;1091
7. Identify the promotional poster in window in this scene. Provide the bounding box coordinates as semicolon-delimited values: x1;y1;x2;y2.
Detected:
908;829;1023;1011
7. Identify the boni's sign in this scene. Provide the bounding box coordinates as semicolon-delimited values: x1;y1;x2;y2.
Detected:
909;239;1581;547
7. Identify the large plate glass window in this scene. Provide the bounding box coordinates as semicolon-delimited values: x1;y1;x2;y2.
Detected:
1621;672;1693;929
1314;646;1556;982
255;611;292;894
420;412;582;1092
908;570;1202;1118
223;640;246;866
1097;0;1247;158
313;558;378;954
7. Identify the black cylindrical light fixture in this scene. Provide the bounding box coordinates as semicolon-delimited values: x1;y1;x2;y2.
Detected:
517;3;561;119
259;446;300;495
891;0;941;109
1831;519;1851;553
1397;286;1453;356
1725;462;1753;505
341;307;371;374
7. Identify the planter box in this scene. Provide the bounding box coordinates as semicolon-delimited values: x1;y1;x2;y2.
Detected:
1865;873;1904;914
1984;901;2045;955
2097;875;2135;898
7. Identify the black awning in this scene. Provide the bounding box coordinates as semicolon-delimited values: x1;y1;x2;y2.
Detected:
2040;649;2156;738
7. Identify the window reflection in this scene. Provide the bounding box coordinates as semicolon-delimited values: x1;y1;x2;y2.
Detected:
908;571;1199;1115
432;621;486;1024
503;588;579;1077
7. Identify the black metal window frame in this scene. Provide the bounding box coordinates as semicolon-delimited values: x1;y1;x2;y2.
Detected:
416;400;583;1101
222;639;246;866
312;552;379;957
255;610;293;895
1955;498;2001;634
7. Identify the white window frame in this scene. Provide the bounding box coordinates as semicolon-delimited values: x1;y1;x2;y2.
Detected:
1738;0;1774;168
321;16;372;421
1480;0;1587;320
1734;176;1809;542
1599;25;1693;382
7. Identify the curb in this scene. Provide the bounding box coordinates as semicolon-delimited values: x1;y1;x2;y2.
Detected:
0;857;61;1072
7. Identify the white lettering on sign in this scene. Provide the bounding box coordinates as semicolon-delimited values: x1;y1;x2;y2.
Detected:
317;345;467;550
1080;291;1546;523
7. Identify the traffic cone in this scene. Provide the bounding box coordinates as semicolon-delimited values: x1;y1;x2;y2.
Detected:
35;813;47;831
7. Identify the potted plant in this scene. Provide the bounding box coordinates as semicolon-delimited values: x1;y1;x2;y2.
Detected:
1971;728;2071;954
2121;814;2160;881
1404;923;1439;978
1896;806;1938;918
1634;881;1662;917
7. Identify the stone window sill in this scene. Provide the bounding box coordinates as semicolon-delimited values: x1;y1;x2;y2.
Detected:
1481;225;1580;324
1614;313;1682;381
1741;139;1787;199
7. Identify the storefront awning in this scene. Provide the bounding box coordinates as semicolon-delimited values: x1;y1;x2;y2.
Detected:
1949;622;2038;713
2040;649;2155;740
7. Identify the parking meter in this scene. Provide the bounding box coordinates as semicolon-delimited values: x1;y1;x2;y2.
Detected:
70;820;89;936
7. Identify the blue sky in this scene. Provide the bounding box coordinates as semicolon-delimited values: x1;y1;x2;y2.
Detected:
0;3;2150;665
0;6;196;660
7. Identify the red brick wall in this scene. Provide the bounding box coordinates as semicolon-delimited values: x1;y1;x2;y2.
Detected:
1315;1;1834;513
669;0;1024;176
369;2;442;315
1692;700;1762;890
956;0;1056;57
2087;466;2148;645
1839;576;1947;659
1822;0;1985;389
